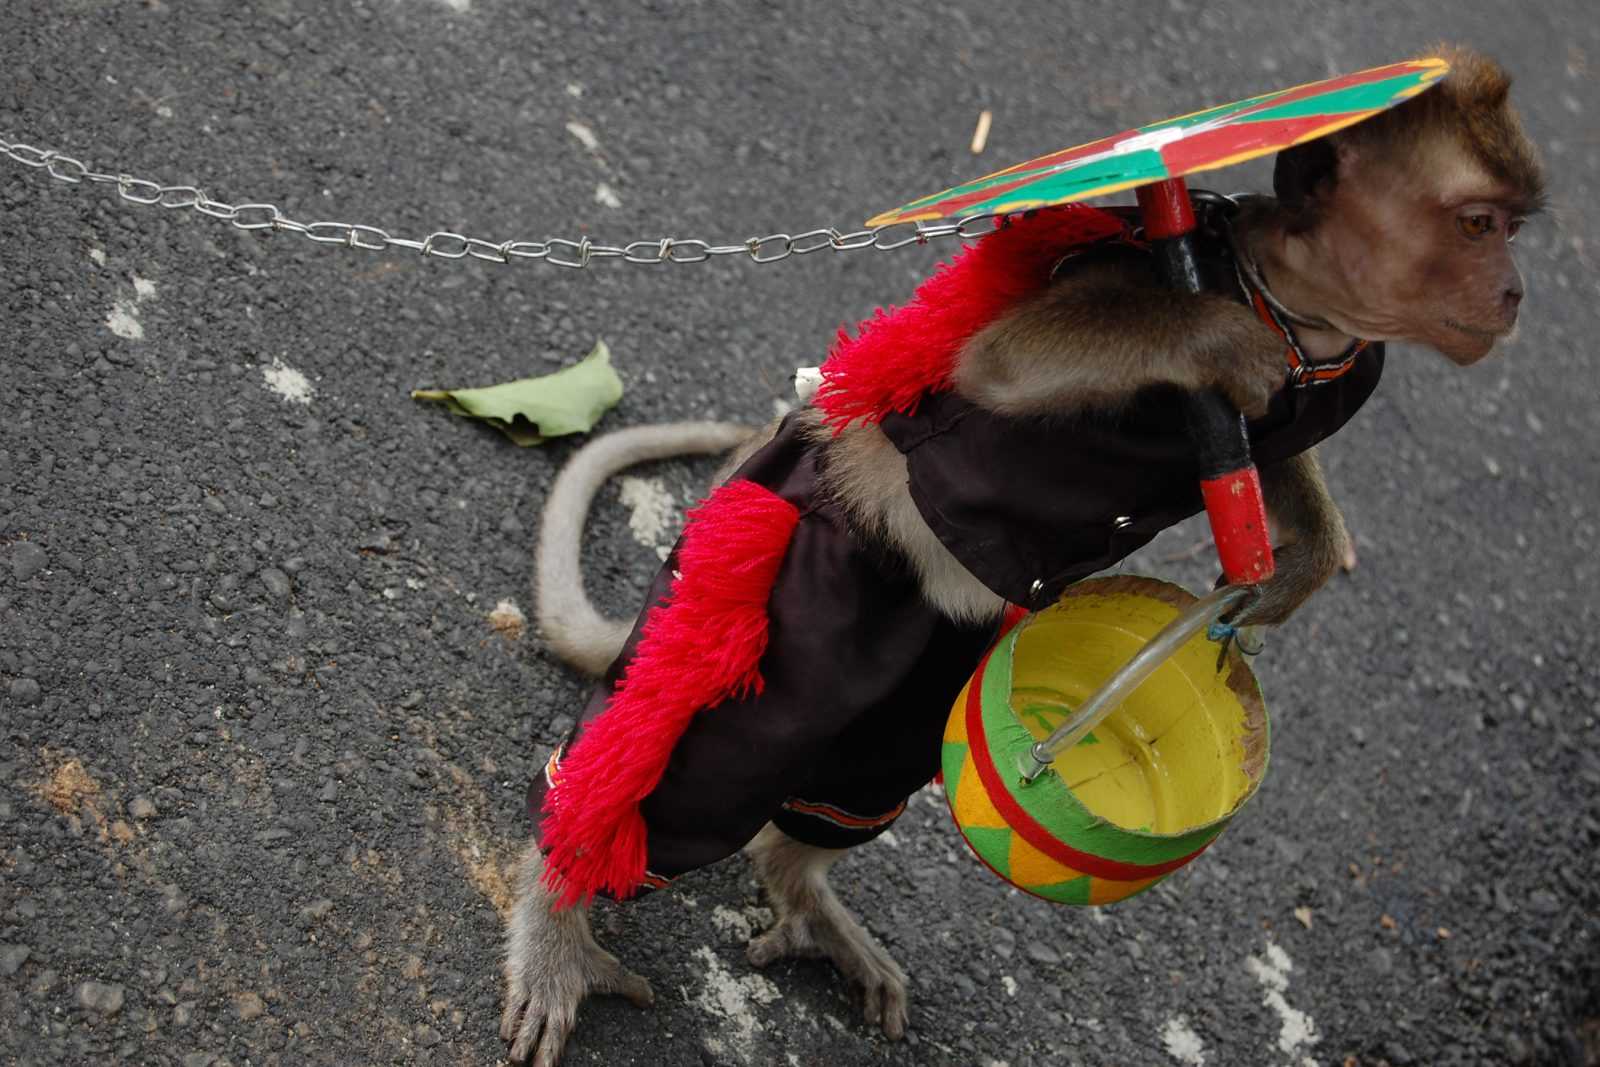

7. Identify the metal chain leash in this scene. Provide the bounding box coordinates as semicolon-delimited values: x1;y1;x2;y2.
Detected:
1;134;1002;268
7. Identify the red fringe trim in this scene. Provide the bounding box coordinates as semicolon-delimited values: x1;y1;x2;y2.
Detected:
540;479;801;907
814;205;1128;432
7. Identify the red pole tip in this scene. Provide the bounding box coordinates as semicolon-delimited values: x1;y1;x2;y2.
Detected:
1137;178;1197;240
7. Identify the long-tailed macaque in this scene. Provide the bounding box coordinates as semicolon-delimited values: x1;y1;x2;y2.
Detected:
500;46;1545;1066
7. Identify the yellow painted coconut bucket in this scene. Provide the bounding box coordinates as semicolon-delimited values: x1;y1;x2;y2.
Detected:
942;576;1268;905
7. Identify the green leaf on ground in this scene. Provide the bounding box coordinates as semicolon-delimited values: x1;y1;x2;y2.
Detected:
411;340;624;446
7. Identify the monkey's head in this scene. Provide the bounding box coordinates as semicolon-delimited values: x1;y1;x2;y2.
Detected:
1272;46;1547;365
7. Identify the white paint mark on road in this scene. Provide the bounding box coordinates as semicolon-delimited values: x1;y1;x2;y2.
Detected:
106;271;159;340
618;476;678;560
710;905;753;942
262;357;315;405
594;182;622;208
709;904;772;943
692;945;780;1063
566;121;600;153
1246;939;1320;1062
106;299;144;340
1161;1015;1208;1065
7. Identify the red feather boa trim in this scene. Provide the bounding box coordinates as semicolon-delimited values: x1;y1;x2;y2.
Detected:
814;205;1128;432
540;479;800;907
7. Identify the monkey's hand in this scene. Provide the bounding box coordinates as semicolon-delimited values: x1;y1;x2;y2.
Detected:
1230;449;1350;627
1228;533;1347;627
501;842;655;1066
952;258;1289;418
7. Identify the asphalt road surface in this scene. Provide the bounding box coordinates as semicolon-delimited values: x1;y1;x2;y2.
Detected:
3;2;1598;1065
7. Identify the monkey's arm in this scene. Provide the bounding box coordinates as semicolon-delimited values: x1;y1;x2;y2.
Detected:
1234;447;1350;627
951;257;1288;418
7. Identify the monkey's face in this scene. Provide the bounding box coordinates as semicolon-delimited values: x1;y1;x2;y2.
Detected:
1317;139;1533;366
1413;177;1529;366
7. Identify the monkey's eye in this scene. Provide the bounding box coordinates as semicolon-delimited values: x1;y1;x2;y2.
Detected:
1458;214;1496;239
1506;217;1526;243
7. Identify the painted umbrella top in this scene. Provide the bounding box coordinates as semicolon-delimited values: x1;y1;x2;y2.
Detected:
866;57;1449;228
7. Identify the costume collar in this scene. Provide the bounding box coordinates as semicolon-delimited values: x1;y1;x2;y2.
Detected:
1232;256;1369;387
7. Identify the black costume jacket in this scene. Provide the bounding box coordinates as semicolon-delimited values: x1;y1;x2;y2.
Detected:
529;220;1385;894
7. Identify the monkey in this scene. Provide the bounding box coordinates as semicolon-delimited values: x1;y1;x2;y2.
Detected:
500;46;1545;1066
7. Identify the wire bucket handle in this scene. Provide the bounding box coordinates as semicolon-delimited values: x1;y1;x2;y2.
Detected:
1016;583;1257;783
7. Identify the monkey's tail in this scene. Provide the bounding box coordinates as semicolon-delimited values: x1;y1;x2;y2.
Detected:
536;421;759;677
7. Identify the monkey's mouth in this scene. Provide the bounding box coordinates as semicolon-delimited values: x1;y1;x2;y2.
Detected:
1442;318;1504;340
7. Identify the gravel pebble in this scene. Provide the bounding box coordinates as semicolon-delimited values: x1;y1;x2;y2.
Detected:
0;944;30;977
234;992;266;1021
129;796;158;820
1527;889;1561;916
77;981;125;1016
300;898;334;922
1025;943;1062;966
259;567;291;598
9;678;41;706
11;542;48;581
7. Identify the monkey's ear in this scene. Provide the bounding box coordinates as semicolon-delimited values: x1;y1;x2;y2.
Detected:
1272;137;1339;227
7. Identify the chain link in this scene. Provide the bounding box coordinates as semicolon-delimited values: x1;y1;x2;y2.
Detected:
1;134;1001;269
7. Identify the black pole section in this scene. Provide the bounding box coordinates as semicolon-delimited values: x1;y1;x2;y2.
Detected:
1149;233;1255;481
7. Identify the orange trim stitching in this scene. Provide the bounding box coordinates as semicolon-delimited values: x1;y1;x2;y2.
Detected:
781;797;908;830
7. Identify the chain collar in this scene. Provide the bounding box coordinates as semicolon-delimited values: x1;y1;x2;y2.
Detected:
1221;212;1337;331
1213;199;1369;387
1232;255;1369;387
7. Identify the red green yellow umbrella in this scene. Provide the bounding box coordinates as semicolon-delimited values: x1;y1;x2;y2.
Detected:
866;57;1448;228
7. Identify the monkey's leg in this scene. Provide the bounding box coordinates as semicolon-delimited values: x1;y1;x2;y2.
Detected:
744;823;909;1040
501;841;655;1066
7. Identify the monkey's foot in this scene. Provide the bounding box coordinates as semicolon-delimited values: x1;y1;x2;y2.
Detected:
501;843;655;1066
747;902;909;1039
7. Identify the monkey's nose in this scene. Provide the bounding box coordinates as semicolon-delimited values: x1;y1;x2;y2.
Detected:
1502;285;1524;317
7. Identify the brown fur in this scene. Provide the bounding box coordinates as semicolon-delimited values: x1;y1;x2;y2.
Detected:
1277;47;1546;231
1252;449;1350;626
1360;45;1545;209
951;252;1289;419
